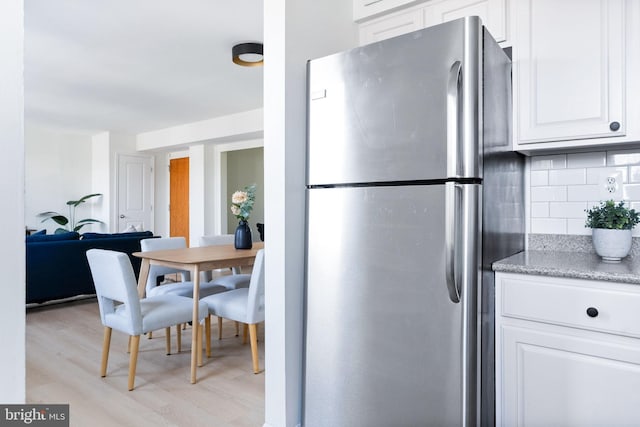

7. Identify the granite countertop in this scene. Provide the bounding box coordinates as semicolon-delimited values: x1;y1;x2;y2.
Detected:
493;250;640;285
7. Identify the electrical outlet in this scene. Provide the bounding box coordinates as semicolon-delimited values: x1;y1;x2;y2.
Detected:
598;170;624;201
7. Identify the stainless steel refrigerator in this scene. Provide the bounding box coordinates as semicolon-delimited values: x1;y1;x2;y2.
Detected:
304;17;525;427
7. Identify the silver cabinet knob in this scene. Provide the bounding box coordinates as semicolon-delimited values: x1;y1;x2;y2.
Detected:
119;214;125;219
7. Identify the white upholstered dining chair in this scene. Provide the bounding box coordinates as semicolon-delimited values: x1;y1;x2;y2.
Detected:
202;249;265;374
86;249;209;390
198;234;251;289
140;237;227;298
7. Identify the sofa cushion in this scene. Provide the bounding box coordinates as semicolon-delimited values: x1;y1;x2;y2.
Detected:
82;231;153;240
26;231;80;243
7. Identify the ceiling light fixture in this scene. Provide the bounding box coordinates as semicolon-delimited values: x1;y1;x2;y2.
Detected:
232;42;264;67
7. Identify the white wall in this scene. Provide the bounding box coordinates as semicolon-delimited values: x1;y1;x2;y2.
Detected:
25;128;140;234
0;0;25;403
25;125;94;233
263;2;356;426
91;132;110;232
137;108;263;150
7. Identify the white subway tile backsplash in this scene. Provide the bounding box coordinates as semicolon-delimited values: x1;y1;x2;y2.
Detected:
586;167;628;184
623;183;640;200
567;152;606;168
567;219;591;235
531;202;549;218
629;166;640;183
531;154;567;170
530;170;549;186
631;202;640;237
549;202;588;218
531;218;567;234
607;149;640;166
531;186;567;202
549;169;586;186
567;184;600;201
528;149;640;237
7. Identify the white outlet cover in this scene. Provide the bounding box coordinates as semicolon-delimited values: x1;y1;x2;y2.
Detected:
598;170;624;201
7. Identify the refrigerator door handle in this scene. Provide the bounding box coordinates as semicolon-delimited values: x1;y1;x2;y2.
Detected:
447;61;462;179
445;181;461;303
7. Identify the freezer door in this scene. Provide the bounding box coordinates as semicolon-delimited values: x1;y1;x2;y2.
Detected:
304;185;479;427
307;17;482;185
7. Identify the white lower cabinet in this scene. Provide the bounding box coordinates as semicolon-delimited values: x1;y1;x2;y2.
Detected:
496;272;640;426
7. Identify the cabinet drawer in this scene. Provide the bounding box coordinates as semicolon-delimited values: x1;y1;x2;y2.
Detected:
499;274;640;338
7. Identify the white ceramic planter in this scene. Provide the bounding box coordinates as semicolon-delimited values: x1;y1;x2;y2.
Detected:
591;228;632;262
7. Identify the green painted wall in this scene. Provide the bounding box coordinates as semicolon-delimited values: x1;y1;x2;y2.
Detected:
226;147;264;240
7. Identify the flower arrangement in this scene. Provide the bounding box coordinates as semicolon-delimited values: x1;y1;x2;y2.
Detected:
230;184;256;222
585;200;640;230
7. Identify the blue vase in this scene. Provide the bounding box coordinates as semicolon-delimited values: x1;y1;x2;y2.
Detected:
234;220;252;249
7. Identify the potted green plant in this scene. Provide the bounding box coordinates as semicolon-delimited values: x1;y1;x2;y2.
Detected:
38;193;103;234
585;200;639;262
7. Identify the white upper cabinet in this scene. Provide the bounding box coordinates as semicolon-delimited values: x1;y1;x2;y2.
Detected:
359;0;509;46
513;0;640;151
359;6;426;45
427;0;507;43
354;0;426;22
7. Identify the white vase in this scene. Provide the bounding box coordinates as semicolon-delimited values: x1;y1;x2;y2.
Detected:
591;228;632;262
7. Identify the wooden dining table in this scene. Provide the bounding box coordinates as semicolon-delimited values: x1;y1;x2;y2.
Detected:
133;241;264;384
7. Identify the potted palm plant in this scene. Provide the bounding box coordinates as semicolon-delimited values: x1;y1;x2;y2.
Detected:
38;193;103;234
585;200;639;262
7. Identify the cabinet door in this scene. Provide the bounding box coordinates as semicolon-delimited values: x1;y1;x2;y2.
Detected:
354;0;423;22
499;324;640;426
514;0;626;144
359;6;425;45
428;0;507;43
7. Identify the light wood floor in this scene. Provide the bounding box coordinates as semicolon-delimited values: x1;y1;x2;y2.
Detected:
26;298;265;427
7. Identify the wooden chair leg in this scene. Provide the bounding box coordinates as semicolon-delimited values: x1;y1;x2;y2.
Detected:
165;327;171;355
235;321;240;337
100;327;112;377
128;335;141;391
197;322;203;367
242;323;249;345
248;323;260;374
177;324;182;353
148;331;153;339
205;315;211;358
217;316;223;340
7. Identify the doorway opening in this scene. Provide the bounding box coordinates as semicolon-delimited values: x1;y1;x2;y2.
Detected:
225;147;264;237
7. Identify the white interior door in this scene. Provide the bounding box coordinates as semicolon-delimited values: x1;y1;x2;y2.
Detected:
117;153;153;232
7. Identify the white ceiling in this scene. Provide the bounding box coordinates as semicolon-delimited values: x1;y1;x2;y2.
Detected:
25;0;264;136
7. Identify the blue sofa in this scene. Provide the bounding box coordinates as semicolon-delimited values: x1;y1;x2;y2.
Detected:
26;231;158;304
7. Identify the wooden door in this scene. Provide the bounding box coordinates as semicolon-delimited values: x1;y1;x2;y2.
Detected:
170;157;189;246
